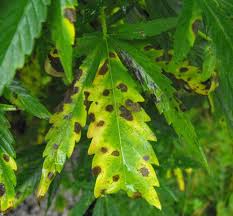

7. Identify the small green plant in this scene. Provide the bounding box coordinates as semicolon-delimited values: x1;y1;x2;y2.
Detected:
0;0;232;215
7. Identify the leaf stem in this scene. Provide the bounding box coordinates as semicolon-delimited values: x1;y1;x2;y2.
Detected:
100;7;107;39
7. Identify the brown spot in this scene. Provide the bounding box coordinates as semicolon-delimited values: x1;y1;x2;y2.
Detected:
53;49;58;55
179;67;188;73
201;79;211;90
84;91;91;110
100;189;106;194
109;52;116;58
155;56;164;62
139;167;149;177
125;99;141;112
47;172;54;180
117;83;128;92
192;19;201;35
143;155;150;161
48;54;64;73
75;69;83;81
99;60;108;75
103;89;110;96
119;106;133;121
0;183;5;197
89;113;95;122
74;122;82;133
105;105;114;112
92;166;101;176
112;175;120;182
144;45;154;51
64;8;76;23
101;147;108;153
133;192;142;199
72;86;79;94
97;120;105;127
111;150;120;156
53;144;59;149
3;154;9;162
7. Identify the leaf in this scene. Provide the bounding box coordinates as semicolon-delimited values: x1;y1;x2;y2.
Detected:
87;42;161;209
173;0;201;64
50;0;77;82
3;81;51;119
0;0;51;94
197;0;233;129
0;111;17;212
112;39;208;170
37;45;102;198
109;17;177;40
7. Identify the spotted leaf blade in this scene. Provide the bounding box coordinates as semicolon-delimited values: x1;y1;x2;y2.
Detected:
113;39;208;170
0;0;51;94
37;46;101;198
0;111;17;212
87;46;161;209
50;0;77;82
173;0;201;64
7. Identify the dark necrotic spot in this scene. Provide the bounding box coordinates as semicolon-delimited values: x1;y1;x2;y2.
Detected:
47;172;54;180
117;83;128;92
99;60;108;75
109;52;116;58
143;155;150;161
144;45;154;51
48;54;64;73
139;167;149;177
111;150;120;156
133;192;142;199
53;144;59;149
0;183;5;197
75;69;83;81
179;67;189;73
74;122;82;133
89;113;95;122
125;99;141;112
53;49;58;55
201;78;211;90
64;8;76;23
103;89;110;96
112;175;120;182
92;166;101;176
119;106;133;121
3;154;9;162
100;189;106;194
192;19;201;35
101;147;108;153
155;55;164;62
84;91;91;109
97;120;105;127
105;105;114;112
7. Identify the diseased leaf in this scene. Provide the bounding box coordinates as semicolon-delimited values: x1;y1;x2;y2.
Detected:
3;81;51;119
197;0;233;129
109;17;177;40
173;0;201;64
0;0;51;94
50;0;77;82
37;45;102;198
0;111;17;212
112;39;208;170
87;43;161;209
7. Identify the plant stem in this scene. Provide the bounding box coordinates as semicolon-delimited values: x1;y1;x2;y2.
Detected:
100;7;107;39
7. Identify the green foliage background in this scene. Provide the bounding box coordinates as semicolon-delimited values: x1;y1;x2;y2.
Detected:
0;0;233;215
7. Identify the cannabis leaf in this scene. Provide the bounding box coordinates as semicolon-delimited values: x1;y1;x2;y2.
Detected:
3;81;51;119
50;0;77;82
0;110;16;212
87;42;161;209
112;39;208;170
37;46;102;198
0;0;51;94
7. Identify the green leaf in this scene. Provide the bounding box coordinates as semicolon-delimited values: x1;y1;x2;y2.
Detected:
109;17;177;40
87;41;161;209
197;0;233;130
3;81;51;119
0;111;17;212
173;0;201;63
50;0;77;82
37;45;102;198
0;0;51;94
112;39;208;170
